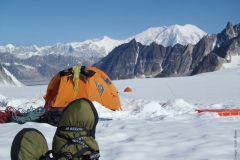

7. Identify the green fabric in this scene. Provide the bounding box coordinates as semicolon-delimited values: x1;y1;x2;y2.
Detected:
52;99;99;160
18;131;48;160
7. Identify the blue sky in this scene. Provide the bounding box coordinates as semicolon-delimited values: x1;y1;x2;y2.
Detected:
0;0;239;47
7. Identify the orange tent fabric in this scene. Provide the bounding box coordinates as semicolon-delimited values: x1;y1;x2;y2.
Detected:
43;66;121;111
124;87;132;92
196;109;240;116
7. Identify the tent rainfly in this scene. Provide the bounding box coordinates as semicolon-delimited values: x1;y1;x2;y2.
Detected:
124;87;132;92
43;66;121;111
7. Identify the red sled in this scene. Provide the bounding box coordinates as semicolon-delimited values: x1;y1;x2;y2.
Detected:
196;109;240;116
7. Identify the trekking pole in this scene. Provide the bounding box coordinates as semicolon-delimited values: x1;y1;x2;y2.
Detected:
166;83;177;98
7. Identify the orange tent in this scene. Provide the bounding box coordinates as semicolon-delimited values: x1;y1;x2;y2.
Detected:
124;87;132;92
196;109;240;116
43;66;121;111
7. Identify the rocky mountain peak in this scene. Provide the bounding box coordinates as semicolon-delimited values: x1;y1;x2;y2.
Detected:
217;22;236;45
226;22;233;29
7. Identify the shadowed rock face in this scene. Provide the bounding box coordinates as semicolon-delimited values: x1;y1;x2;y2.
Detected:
134;42;164;78
191;52;225;75
156;44;194;77
94;39;187;79
190;34;217;70
93;35;216;79
94;39;140;80
214;35;240;58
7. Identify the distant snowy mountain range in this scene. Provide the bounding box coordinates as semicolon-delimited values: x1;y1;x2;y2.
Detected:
0;24;206;59
0;22;239;84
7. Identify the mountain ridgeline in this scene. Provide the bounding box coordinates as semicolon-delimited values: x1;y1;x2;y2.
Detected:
0;22;239;83
94;22;240;80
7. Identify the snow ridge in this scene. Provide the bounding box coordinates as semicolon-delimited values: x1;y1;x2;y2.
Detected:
0;67;24;87
127;24;207;46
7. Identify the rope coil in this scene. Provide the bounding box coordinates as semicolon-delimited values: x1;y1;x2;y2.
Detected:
0;106;19;123
12;106;45;124
0;106;45;124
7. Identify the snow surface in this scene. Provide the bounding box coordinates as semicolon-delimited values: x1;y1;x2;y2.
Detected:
0;67;240;160
223;56;240;69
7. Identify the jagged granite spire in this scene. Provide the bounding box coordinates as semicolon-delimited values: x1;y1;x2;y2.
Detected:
217;22;236;45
